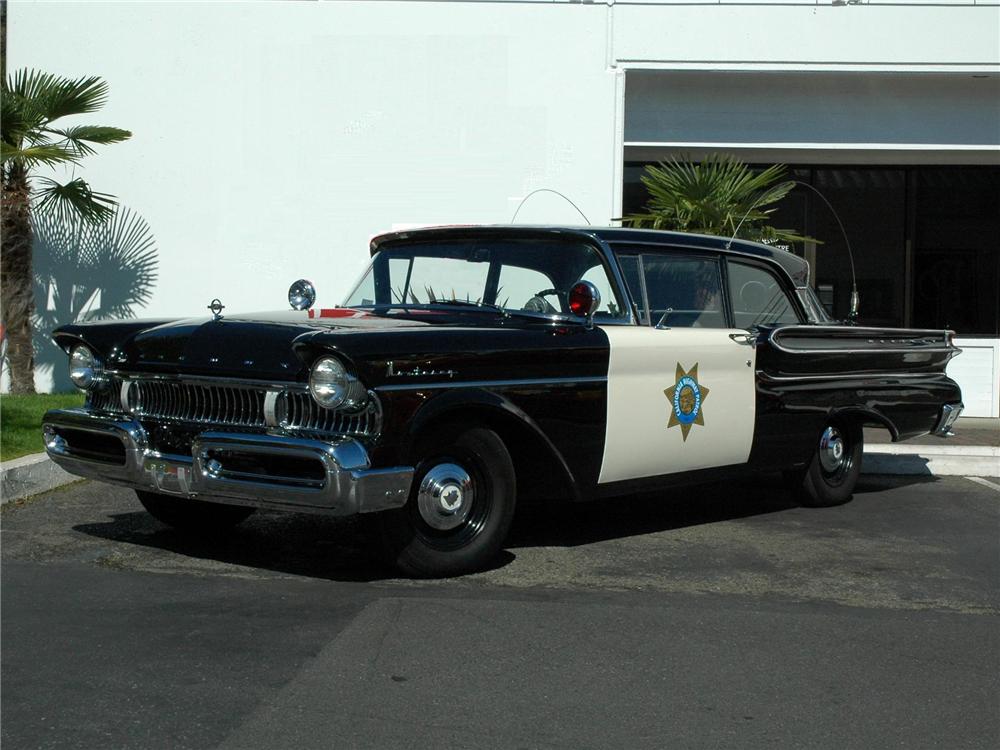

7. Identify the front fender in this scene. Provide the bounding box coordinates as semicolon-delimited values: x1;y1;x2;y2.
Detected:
52;320;177;359
402;387;580;502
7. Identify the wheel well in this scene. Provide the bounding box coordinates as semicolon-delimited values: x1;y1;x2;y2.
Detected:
407;408;577;504
829;407;897;441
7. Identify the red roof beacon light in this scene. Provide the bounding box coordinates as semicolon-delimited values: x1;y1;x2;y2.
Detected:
569;280;601;329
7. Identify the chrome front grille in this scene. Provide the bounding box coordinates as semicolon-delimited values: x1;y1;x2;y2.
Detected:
278;392;382;437
127;380;268;428
94;374;381;440
86;376;124;413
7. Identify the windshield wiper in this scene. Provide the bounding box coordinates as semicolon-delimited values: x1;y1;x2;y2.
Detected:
428;299;510;318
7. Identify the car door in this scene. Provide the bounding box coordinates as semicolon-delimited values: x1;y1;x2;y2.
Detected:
597;248;757;484
724;257;815;467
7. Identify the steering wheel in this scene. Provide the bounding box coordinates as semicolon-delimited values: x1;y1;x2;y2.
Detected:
523;288;564;314
738;280;768;311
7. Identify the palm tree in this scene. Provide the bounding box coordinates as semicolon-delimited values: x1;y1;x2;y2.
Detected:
1;69;131;393
623;154;812;247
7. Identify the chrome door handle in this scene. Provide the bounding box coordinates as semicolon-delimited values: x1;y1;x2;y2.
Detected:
729;333;756;346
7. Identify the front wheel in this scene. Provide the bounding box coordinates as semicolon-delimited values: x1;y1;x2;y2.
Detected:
792;419;863;507
380;425;516;577
136;490;256;532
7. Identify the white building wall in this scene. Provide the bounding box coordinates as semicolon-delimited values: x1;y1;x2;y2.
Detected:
614;3;999;70
9;0;1000;405
10;0;619;394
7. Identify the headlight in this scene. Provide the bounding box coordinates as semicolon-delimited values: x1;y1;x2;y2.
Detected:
69;345;103;390
308;356;367;411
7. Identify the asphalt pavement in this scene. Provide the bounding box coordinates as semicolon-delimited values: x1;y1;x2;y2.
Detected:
2;474;998;749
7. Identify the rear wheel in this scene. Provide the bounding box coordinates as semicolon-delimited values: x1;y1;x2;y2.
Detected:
792;418;863;507
136;490;256;532
380;424;516;577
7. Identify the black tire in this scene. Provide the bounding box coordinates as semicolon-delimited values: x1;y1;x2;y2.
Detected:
136;490;256;532
380;425;516;577
793;418;863;507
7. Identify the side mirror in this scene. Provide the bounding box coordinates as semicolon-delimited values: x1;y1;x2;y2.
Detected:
288;279;316;311
569;281;601;329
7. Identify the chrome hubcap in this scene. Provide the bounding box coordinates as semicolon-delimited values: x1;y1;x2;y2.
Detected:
819;426;846;473
417;463;474;531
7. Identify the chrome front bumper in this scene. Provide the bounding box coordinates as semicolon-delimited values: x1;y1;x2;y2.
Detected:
42;409;413;515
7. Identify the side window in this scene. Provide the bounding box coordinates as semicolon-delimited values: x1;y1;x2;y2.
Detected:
580;264;624;318
641;255;726;328
727;262;801;328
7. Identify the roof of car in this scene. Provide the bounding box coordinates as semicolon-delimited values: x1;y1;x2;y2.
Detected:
370;225;811;286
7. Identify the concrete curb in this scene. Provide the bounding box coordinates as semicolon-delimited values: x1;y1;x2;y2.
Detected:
863;445;999;478
1;453;78;506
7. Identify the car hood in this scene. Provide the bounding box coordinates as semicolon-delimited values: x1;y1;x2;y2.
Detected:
54;306;600;384
119;309;439;378
54;307;538;380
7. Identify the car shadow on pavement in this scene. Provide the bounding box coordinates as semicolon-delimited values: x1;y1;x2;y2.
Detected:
507;472;940;549
73;510;407;582
70;473;937;582
508;477;795;549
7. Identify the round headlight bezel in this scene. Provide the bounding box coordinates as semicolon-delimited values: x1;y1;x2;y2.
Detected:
308;356;367;411
69;345;104;391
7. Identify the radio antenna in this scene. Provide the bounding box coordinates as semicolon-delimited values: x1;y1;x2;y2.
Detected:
511;188;591;225
726;179;858;324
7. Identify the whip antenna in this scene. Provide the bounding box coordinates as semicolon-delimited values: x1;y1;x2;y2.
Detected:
511;188;590;225
726;180;859;323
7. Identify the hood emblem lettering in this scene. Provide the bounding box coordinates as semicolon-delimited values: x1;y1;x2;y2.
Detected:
208;299;225;320
386;361;457;379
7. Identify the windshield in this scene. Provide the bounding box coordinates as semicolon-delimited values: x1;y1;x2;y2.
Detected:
344;238;629;321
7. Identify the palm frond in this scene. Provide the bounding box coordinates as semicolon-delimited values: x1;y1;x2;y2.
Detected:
1;141;78;167
33;176;117;223
7;69;110;123
1;92;39;148
43;125;132;157
624;154;816;246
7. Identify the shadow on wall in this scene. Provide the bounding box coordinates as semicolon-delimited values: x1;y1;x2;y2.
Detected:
32;206;158;391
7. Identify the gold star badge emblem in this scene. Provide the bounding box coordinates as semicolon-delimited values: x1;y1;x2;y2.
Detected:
664;363;710;441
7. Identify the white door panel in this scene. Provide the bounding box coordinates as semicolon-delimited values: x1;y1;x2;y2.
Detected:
598;326;756;484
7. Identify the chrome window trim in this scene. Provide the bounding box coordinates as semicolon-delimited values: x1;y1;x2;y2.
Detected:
724;256;806;328
349;231;639;326
375;375;607;392
794;286;833;325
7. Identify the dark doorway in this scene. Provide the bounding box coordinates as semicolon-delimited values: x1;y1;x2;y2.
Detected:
622;164;1000;336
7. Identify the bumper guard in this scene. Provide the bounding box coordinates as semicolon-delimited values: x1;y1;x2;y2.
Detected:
932;402;964;438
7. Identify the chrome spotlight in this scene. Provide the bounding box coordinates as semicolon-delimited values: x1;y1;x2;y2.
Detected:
288;279;316;311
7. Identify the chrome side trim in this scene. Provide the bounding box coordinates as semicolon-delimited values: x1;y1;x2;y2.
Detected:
375;375;607;392
42;409;413;516
768;327;956;356
757;370;947;383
